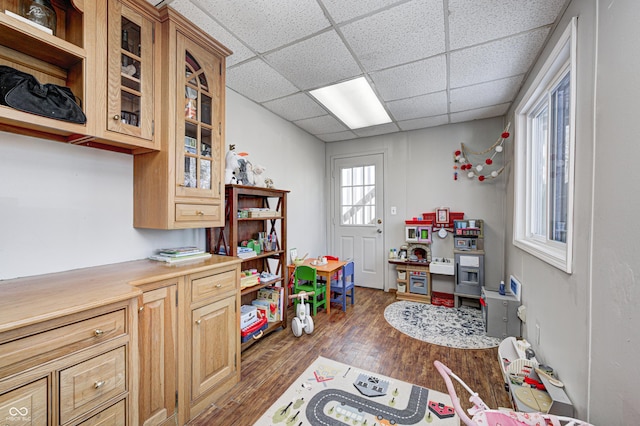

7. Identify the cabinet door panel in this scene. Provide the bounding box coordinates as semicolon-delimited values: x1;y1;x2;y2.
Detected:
191;296;235;399
138;285;177;426
175;33;223;202
0;378;48;425
107;0;155;141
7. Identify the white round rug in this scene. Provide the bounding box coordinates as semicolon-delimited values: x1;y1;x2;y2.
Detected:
384;300;501;349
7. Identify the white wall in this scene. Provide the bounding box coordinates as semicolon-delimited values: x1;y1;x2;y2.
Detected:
505;0;640;423
0;134;204;279
225;89;327;261
0;89;326;280
325;118;507;291
590;0;640;424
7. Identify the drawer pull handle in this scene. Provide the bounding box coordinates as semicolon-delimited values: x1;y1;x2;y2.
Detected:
196;319;202;325
252;330;264;340
94;380;105;389
196;210;204;215
139;306;144;312
94;329;104;337
216;284;222;288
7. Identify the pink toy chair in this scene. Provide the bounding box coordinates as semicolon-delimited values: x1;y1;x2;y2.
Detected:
433;361;593;426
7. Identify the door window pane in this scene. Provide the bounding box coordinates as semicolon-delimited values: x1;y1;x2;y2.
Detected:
340;165;376;225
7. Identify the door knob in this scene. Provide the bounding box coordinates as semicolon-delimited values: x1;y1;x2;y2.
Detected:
377;229;382;234
377;219;382;224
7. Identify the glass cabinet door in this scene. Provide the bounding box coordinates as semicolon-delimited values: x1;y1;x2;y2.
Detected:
107;1;154;141
176;34;222;200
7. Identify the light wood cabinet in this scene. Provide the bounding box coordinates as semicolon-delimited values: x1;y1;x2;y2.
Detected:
133;6;231;229
0;299;138;426
0;378;48;425
89;0;160;151
0;0;88;141
137;281;177;426
180;266;240;424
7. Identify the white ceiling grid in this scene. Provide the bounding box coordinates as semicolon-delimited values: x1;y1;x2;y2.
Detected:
150;0;569;141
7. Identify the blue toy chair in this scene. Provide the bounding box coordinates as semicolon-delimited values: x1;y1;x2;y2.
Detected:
330;261;355;312
293;265;326;316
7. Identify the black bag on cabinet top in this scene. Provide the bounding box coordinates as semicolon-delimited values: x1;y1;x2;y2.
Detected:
0;65;86;124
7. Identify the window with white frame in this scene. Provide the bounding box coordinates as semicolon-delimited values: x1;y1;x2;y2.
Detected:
514;18;577;273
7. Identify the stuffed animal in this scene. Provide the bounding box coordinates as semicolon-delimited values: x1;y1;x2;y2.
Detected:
252;164;266;187
224;145;249;184
264;177;274;189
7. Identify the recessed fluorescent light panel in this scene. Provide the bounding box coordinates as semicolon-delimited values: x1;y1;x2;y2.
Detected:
310;77;392;130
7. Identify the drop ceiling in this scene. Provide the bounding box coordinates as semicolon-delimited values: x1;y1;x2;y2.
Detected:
151;0;569;141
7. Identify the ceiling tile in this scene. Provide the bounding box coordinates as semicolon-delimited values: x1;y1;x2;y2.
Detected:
450;103;510;123
265;31;362;90
353;123;400;138
262;93;327;122
226;59;298;103
397;115;449;131
319;0;406;24
370;55;447;101
450;75;524;113
448;0;566;49
317;131;359;142
294;115;349;134
170;0;255;66
387;92;448;121
192;0;329;53
450;28;550;88
341;0;446;72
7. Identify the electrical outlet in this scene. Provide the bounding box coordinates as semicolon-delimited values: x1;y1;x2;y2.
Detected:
535;323;541;345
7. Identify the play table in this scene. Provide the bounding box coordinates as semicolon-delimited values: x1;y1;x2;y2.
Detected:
287;258;347;316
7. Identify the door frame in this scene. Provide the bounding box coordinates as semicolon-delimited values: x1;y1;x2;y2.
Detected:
328;149;388;291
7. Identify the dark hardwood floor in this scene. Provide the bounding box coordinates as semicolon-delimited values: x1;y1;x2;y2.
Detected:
190;287;512;425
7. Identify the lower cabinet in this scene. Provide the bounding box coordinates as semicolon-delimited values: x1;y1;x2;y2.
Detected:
137;262;240;426
0;378;48;425
394;263;432;303
0;299;137;426
138;281;178;426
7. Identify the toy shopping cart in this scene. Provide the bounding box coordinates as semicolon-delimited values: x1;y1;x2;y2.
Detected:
433;361;593;426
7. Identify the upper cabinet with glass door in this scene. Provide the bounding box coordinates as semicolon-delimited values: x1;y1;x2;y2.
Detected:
89;0;159;151
133;6;231;229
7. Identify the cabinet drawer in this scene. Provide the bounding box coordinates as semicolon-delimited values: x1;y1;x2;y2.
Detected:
175;204;220;222
191;269;237;303
0;378;48;425
59;347;126;424
77;399;125;426
0;310;126;372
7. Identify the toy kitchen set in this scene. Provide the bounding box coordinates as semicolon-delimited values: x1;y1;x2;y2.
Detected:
452;219;485;307
389;209;478;307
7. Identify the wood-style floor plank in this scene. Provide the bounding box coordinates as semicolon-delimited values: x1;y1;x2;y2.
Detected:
189;288;512;425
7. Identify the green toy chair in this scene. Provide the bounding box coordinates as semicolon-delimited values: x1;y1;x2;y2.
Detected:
293;265;326;316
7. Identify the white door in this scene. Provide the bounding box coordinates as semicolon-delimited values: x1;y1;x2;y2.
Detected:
331;154;384;290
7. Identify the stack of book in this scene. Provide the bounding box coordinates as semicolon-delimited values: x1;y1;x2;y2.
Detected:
237;246;257;259
149;246;212;264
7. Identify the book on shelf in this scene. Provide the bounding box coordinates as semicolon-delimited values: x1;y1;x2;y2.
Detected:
149;252;212;264
237;250;257;259
157;246;203;256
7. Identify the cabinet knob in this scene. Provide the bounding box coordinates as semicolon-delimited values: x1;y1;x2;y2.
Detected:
94;329;104;337
195;319;202;325
216;284;222;288
139;306;144;312
94;380;105;389
113;114;120;121
196;210;204;215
